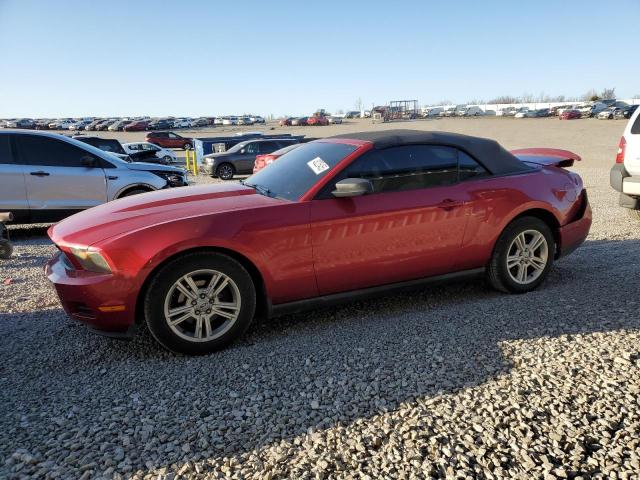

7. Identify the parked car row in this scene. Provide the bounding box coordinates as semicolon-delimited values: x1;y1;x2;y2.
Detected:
0;115;266;131
279;114;343;126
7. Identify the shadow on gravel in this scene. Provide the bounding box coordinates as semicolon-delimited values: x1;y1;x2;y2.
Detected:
1;238;639;476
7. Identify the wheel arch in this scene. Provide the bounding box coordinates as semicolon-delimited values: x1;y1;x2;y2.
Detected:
115;183;156;199
135;246;269;326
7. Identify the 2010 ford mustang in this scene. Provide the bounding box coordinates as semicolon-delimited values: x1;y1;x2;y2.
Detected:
46;130;592;355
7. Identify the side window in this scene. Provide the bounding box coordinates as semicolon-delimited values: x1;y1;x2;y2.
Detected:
244;142;259;154
168;133;178;138
128;144;139;151
344;145;458;193
632;112;640;135
259;141;279;153
458;150;489;181
0;135;14;164
16;135;95;168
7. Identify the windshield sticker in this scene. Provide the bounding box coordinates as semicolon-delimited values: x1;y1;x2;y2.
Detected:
307;157;330;175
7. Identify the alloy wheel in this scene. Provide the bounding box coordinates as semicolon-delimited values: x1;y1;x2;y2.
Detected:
163;269;241;342
506;229;549;285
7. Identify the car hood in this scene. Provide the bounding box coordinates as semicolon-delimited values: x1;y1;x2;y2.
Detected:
124;162;183;172
49;183;284;247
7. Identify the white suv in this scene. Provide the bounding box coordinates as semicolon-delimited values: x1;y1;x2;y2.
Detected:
610;107;640;219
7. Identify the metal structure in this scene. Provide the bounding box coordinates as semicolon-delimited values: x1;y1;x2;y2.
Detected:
372;100;419;123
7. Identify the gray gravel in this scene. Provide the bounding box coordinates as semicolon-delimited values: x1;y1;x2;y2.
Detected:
1;120;639;479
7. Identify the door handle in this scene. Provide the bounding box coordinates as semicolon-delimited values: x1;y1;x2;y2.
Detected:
107;175;118;180
436;199;463;210
29;171;50;177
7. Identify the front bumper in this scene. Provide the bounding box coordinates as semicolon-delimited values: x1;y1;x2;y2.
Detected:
45;251;137;333
557;197;592;259
200;163;215;175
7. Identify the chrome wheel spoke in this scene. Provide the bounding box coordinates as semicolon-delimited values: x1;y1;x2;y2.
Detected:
517;264;527;283
169;312;192;326
528;232;545;252
507;255;520;268
176;277;198;300
514;234;526;252
167;304;192;317
193;316;203;339
530;256;546;271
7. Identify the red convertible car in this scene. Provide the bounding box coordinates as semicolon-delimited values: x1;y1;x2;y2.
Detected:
46;130;591;354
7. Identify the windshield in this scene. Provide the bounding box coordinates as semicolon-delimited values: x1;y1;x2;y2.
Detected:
245;141;358;201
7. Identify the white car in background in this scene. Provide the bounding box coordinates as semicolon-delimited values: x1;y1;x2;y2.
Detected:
174;119;194;128
327;116;343;124
496;107;516;116
222;117;238;126
610;107;640;220
123;142;178;164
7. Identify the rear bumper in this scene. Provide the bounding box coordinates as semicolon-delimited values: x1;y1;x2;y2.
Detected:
45;252;137;333
610;164;640;207
557;199;592;259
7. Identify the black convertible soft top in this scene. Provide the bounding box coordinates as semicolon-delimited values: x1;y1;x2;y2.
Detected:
329;129;532;175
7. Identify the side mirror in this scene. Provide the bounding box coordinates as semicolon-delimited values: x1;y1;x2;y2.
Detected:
240;149;246;154
332;178;373;198
81;156;99;168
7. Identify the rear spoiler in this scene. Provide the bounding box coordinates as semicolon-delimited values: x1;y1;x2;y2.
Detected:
511;148;581;168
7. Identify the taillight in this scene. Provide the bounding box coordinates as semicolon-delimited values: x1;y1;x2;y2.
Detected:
616;136;626;164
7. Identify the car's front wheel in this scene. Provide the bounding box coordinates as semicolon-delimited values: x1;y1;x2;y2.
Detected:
184;143;192;150
487;217;555;293
216;163;235;180
163;155;172;163
144;252;256;355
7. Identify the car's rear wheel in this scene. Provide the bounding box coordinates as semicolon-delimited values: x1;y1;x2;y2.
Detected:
163;155;172;163
487;217;555;293
144;252;256;355
184;143;192;150
216;163;235;180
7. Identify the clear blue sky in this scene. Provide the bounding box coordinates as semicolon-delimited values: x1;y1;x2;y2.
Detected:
1;0;638;118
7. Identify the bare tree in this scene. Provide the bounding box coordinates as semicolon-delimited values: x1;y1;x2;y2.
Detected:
600;87;616;100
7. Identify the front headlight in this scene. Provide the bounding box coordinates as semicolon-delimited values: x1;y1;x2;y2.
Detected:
68;246;112;273
152;171;186;186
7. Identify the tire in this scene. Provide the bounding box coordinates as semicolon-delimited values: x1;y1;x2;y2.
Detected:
120;188;150;198
0;239;12;259
487;216;555;294
163;155;172;163
143;252;256;355
629;209;640;221
216;163;235;180
184;143;192;150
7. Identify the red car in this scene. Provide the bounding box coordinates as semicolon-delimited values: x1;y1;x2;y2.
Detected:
123;120;150;132
560;110;581;120
253;143;303;173
279;117;292;126
146;131;193;150
46;130;591;355
307;115;329;126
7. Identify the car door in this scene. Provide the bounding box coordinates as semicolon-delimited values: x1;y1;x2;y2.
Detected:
166;132;182;148
235;141;260;173
309;145;470;295
15;134;108;221
0;134;30;222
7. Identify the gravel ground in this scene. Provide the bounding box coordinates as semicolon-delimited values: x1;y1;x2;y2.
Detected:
1;118;639;479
